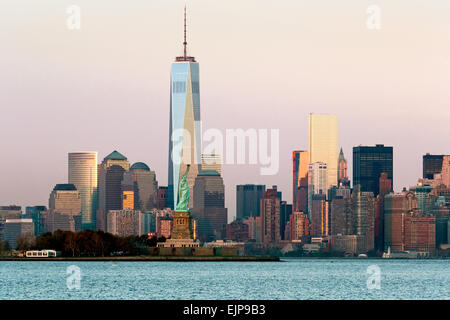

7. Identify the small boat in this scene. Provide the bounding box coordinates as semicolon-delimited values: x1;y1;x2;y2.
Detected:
357;254;368;258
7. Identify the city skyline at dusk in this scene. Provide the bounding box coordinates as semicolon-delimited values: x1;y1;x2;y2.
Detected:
1;1;449;220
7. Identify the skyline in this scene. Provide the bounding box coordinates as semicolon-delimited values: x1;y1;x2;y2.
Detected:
1;1;450;220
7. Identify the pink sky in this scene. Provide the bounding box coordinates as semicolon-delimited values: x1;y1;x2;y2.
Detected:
1;0;449;220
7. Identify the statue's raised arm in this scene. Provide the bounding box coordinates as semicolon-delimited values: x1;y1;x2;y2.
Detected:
176;164;190;211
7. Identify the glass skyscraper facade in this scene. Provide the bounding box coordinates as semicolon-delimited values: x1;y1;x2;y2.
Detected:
422;154;444;179
308;113;338;190
167;18;201;209
353;144;393;197
68;152;98;230
236;184;266;220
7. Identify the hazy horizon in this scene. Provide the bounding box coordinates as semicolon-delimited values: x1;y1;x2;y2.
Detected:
1;0;449;221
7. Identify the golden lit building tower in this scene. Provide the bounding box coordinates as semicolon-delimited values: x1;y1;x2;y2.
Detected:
308;113;338;190
68;152;98;230
168;7;201;210
122;191;135;210
292;150;309;212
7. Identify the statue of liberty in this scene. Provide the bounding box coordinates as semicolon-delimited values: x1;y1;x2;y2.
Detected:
176;164;190;212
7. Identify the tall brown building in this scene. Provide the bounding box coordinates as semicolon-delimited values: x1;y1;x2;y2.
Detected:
375;173;392;251
404;212;436;253
329;186;375;253
226;221;249;242
384;191;417;251
286;211;309;240
310;194;328;237
330;197;352;236
260;187;281;243
98;151;130;213
292;151;309;212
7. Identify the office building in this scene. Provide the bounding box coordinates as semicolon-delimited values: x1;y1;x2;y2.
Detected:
423;154;444;179
3;219;34;249
168;9;201;209
353;144;393;197
307;162;328;217
442;155;450;187
236;184;266;220
308;113;338;188
226;221;249;242
157;186;168;209
68;152;98;230
191;170;227;242
107;210;143;237
310;194;328;237
375;173;392;251
338;148;350;186
98;150;130;213
121;162;158;211
0;206;22;240
286;211;309;240
292;150;309;212
260;187;281;243
384;191;418;251
26;206;47;236
48;184;82;232
244;216;262;242
280;201;292;240
141;211;157;235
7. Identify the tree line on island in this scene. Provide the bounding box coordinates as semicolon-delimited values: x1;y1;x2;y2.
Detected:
0;230;167;257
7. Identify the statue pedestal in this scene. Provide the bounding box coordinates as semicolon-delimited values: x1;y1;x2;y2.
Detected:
157;210;199;248
171;210;194;240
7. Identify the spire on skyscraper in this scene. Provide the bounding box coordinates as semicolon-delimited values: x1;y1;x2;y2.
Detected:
176;6;196;62
339;147;345;162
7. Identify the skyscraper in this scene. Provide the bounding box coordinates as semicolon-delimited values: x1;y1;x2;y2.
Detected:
310;194;329;237
98;151;130;213
48;184;82;232
122;162;158;211
338;148;349;186
68;152;98;230
260;187;281;243
191;170;227;242
236;184;266;220
441;155;450;187
375;172;392;251
353;144;393;197
292;150;309;212
168;8;201;209
307;162;328;218
308;113;338;189
422;154;444;179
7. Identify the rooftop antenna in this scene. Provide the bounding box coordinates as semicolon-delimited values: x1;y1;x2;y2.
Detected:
183;5;187;60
